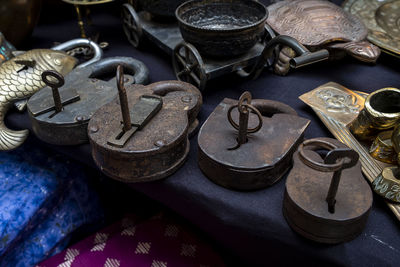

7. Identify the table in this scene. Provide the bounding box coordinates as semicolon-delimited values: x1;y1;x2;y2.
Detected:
6;0;400;265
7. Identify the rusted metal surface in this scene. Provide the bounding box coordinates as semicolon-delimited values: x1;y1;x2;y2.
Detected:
198;92;310;190
176;0;268;58
88;69;202;183
267;0;380;75
284;137;372;244
27;57;149;146
299;82;400;220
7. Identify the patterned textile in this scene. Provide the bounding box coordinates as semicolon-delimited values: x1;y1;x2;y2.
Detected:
39;213;225;267
0;140;103;267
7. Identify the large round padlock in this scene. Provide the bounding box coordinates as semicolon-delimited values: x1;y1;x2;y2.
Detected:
88;66;202;182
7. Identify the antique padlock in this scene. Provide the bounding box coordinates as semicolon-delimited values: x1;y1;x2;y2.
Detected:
27;57;149;146
284;138;373;244
198;92;310;190
88;65;202;182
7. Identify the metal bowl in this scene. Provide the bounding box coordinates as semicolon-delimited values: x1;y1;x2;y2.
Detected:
138;0;187;18
176;0;268;58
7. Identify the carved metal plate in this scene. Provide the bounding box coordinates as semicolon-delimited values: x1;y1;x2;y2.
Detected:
267;0;368;46
343;0;400;57
299;82;400;221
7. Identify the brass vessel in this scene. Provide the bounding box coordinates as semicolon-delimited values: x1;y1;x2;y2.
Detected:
0;0;42;45
350;88;400;141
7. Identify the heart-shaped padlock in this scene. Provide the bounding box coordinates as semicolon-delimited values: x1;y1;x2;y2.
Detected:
27;57;149;145
198;91;310;190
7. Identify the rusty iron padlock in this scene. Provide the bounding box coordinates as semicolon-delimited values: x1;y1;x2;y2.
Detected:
283;138;373;244
198;91;310;190
88;65;202;182
27;57;149;146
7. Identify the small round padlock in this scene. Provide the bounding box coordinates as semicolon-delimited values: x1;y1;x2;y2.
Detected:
283;137;373;244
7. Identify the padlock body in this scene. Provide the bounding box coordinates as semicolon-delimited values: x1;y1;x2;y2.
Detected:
198;97;310;190
284;138;373;243
88;81;202;182
27;57;149;145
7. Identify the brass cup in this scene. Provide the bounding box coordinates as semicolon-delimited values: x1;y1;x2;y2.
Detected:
392;125;400;165
369;130;398;164
350;88;400;140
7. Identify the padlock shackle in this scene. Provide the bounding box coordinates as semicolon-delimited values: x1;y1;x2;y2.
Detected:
89;57;149;85
51;38;103;69
298;138;359;213
151;80;199;96
251;99;297;117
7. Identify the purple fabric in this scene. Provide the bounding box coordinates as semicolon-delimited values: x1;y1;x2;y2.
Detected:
38;213;225;267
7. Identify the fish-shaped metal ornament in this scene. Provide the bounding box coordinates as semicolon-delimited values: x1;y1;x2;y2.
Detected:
0;49;77;151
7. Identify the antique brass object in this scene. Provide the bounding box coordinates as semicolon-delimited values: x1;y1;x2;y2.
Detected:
373;167;400;203
343;0;400;58
299;82;400;219
27;57;149;146
284;138;372;244
0;32;16;64
88;66;202;182
392;125;400;165
350;88;400;141
369;131;398;164
267;0;380;75
62;0;114;38
198;92;310;190
0;39;103;151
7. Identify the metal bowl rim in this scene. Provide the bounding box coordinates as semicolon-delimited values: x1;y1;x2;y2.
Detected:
175;0;268;33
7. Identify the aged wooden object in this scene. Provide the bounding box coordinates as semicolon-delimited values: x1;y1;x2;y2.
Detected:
89;66;202;182
198;92;310;190
299;82;400;219
284;138;372;243
267;0;380;75
343;0;400;58
27;57;149;146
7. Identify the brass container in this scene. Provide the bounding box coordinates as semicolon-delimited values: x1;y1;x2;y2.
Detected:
0;0;42;45
350;88;400;141
392;125;400;165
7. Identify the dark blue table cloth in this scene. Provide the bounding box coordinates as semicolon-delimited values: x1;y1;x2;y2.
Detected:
6;0;400;266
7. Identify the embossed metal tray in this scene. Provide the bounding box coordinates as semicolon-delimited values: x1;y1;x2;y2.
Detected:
300;82;400;221
343;0;400;58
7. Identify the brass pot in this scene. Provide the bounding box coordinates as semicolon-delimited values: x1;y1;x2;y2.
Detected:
0;0;42;46
350;88;400;140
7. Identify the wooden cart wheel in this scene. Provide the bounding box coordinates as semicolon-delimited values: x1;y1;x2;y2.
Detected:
172;42;207;91
122;3;143;48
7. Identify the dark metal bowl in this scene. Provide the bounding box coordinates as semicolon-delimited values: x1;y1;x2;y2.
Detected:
138;0;187;18
176;0;268;58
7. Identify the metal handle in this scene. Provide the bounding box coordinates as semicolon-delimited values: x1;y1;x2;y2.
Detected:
290;49;329;69
242;35;329;79
299;138;359;213
52;38;103;68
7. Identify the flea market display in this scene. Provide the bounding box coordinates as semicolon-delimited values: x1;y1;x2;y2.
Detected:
1;0;400;264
